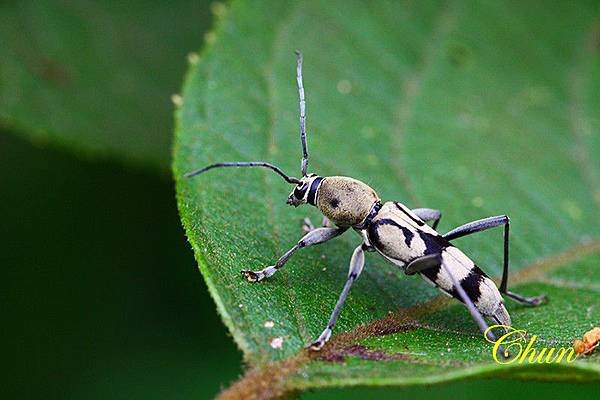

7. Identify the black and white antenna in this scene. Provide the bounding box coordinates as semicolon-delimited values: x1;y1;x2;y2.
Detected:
185;161;300;184
295;50;309;177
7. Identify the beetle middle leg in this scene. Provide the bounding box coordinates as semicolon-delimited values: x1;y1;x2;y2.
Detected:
443;215;546;306
308;243;366;351
241;226;347;282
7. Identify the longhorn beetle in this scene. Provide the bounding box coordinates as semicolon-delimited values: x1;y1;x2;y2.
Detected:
185;51;547;351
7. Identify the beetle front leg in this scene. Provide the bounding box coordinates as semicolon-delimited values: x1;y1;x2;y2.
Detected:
241;226;347;282
308;243;366;351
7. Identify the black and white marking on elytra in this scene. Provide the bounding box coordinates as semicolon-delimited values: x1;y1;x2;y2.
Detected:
185;51;547;352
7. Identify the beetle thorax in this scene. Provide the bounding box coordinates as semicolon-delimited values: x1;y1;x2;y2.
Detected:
316;176;380;227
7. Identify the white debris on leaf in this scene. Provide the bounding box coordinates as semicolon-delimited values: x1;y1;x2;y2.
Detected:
187;52;200;65
264;320;274;329
204;31;217;45
270;337;284;349
171;94;183;107
337;79;352;94
210;2;227;17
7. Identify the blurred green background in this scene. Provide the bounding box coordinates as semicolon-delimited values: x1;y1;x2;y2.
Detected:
1;1;597;399
1;132;242;399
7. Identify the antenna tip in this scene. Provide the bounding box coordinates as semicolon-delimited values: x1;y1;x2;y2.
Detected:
184;170;201;178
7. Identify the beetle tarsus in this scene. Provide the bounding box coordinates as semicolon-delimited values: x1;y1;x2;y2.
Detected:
307;328;331;351
505;291;547;306
241;270;263;282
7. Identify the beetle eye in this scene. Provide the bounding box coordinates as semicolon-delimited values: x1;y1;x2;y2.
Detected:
294;182;308;198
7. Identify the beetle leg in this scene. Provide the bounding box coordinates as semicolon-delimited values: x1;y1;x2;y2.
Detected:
302;216;331;234
308;243;366;351
241;226;347;282
411;208;442;230
444;215;546;306
301;217;315;233
438;256;509;358
405;253;443;275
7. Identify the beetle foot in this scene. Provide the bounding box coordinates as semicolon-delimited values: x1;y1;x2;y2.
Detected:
306;328;332;351
525;294;547;306
241;270;261;282
505;290;547;306
241;266;276;282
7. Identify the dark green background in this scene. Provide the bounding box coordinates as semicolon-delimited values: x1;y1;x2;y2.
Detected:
1;132;241;399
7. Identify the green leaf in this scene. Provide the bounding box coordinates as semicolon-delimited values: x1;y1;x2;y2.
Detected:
0;0;212;170
173;0;600;396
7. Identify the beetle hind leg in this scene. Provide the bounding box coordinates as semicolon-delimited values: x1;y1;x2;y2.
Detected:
443;215;547;307
438;257;511;358
504;291;546;306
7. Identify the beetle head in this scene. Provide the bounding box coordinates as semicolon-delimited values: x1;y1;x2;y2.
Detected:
287;174;321;207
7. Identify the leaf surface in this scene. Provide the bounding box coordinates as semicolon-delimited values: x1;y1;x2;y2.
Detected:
173;0;600;394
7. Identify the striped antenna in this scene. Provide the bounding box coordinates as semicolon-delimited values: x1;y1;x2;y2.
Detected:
295;50;309;176
185;161;301;184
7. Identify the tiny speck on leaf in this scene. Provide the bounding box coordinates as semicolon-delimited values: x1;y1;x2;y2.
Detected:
205;31;217;45
264;320;275;328
337;79;352;94
270;337;284;349
210;2;227;17
171;94;183;107
187;52;200;65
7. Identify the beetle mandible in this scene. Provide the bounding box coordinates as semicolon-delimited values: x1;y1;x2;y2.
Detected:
186;51;547;351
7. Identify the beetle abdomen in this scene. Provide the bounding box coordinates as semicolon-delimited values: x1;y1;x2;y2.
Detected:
368;201;510;326
316;176;379;227
419;247;511;325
